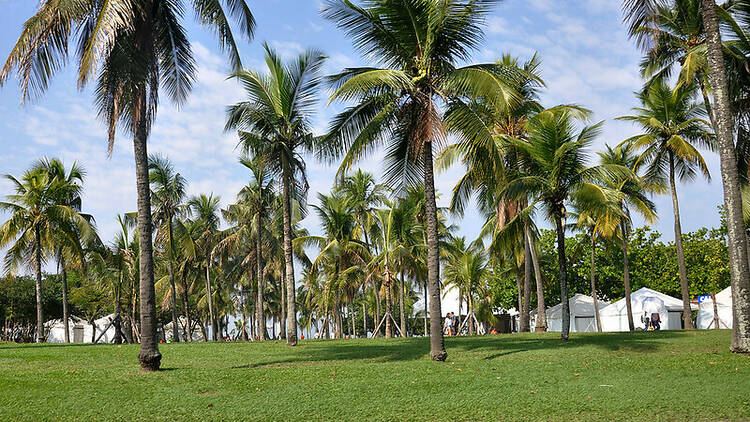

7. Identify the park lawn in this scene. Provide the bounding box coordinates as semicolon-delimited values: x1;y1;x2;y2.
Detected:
0;330;748;421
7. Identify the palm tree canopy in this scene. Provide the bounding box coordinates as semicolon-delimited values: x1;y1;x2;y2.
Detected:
320;0;524;189
617;81;715;185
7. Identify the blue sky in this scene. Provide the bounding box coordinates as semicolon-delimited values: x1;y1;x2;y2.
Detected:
0;0;725;255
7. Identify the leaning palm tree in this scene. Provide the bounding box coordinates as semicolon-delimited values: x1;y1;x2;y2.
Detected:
598;145;660;331
149;155;187;342
503;106;630;341
225;44;325;346
321;0;517;361
1;0;254;370
0;165;94;342
618;81;714;329
623;0;750;352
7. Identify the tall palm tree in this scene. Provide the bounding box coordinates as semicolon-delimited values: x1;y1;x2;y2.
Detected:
338;170;389;334
1;0;254;370
623;0;750;353
503;107;629;341
618;81;714;329
226;44;325;346
220;157;277;340
34;158;94;343
321;0;516;361
598;145;660;331
148;155;186;342
185;194;222;340
441;53;547;332
0;165;94;342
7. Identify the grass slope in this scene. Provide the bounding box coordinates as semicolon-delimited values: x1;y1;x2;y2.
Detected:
1;330;749;421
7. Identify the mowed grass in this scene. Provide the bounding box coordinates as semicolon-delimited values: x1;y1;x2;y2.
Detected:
1;330;749;421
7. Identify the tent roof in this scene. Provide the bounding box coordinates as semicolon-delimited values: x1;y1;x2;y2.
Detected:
600;287;696;316
543;294;610;319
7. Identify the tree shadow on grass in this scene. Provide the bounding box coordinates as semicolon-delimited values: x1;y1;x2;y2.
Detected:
0;343;104;350
232;338;430;369
449;330;692;357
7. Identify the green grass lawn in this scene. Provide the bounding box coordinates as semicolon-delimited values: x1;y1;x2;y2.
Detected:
1;330;748;421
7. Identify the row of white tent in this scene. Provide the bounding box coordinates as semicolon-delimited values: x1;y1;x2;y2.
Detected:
531;287;733;332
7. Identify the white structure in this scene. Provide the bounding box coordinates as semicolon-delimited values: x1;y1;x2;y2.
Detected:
599;287;697;331
697;287;732;330
45;314;118;343
531;294;610;332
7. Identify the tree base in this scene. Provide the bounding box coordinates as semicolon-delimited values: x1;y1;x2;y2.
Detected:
534;326;547;333
430;350;448;362
286;339;297;347
139;351;162;372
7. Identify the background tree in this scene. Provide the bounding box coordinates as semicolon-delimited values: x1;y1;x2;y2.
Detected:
226;44;325;346
619;81;714;329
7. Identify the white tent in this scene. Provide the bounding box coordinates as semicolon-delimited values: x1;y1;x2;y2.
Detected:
45;314;118;343
697;287;732;329
531;294;610;332
599;287;697;331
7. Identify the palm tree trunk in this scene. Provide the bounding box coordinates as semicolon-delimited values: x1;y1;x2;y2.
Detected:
34;226;44;343
133;103;161;370
399;272;406;338
669;154;694;329
527;225;547;332
281;163;298;346
515;266;523;331
362;301;367;337
468;294;475;336
385;269;393;339
701;0;750;352
280;273;286;338
621;219;635;331
423;281;428;336
554;211;570;341
521;234;532;332
167;218;180;342
590;233;602;332
114;267;123;344
181;269;192;342
423;142;447;361
60;256;70;343
256;215;267;340
374;279;381;337
205;264;217;340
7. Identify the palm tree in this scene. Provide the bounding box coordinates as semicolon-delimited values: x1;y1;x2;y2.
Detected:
34;158;94;343
321;0;517;361
572;186;626;332
441;53;547;332
338;170;389;334
148;155;186;342
598;145;659;331
503;106;629;341
443;237;488;335
1;0;254;370
623;0;750;353
0;164;94;342
185;194;222;340
226;44;325;346
220;157;277;340
618;81;714;329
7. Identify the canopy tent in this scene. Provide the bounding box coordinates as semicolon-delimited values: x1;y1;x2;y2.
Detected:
697;287;732;329
599;287;697;331
530;294;610;332
45;314;118;343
